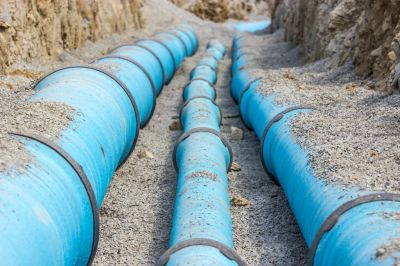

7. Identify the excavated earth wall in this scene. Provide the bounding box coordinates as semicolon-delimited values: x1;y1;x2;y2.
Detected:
171;0;272;22
272;0;400;90
0;0;143;72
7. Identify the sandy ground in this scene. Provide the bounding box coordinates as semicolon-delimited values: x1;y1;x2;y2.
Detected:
4;0;398;265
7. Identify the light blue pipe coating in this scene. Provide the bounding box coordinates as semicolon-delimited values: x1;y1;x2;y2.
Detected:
205;47;224;61
234;20;271;33
0;25;198;265
176;25;199;54
183;80;216;101
110;45;164;94
197;56;218;70
154;32;186;71
167;40;237;265
92;58;155;126
135;39;176;84
190;47;224;85
190;65;217;84
168;29;196;57
230;37;400;265
207;39;226;56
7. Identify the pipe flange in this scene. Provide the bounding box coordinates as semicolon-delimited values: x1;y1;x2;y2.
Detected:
205;50;221;63
33;65;140;168
190;63;217;78
9;131;100;266
141;38;178;78
237;77;262;131
173;28;196;56
179;96;222;127
173;127;233;173
160;31;189;57
183;78;217;100
307;193;400;266
233;51;254;62
206;42;226;57
157;238;247;266
111;43;166;88
94;55;157;128
238;77;261;105
177;25;199;53
259;105;316;185
186;77;215;89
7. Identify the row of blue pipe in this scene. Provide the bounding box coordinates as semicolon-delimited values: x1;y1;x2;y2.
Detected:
157;40;245;266
0;25;198;265
230;33;400;265
233;20;271;33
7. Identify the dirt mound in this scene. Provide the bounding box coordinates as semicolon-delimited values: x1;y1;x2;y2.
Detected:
171;0;271;22
0;0;143;73
272;0;400;91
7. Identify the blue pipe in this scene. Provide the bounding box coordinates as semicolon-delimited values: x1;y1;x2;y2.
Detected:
157;41;246;266
234;20;271;33
230;35;400;265
0;25;198;265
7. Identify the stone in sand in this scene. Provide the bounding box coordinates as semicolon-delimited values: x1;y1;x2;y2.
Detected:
230;126;243;140
230;161;241;172
169;120;183;131
137;150;154;159
231;195;250;206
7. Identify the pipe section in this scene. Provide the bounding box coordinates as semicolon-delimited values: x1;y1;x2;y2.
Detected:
230;34;400;265
233;20;271;33
0;26;198;265
157;40;246;266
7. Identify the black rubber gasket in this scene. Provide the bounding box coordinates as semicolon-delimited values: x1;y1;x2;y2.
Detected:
157;238;247;266
206;42;226;56
172;127;233;173
141;38;177;77
94;55;157;128
237;77;262;131
112;43;166;88
205;50;221;62
33;65;140;168
259;105;315;185
163;31;189;57
184;77;216;90
200;55;219;65
238;77;261;105
307;193;400;266
9;131;99;266
173;28;196;56
178;25;199;52
182;79;217;101
179;96;222;127
234;51;254;62
190;63;217;77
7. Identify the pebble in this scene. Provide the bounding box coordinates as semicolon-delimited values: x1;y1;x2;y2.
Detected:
388;51;397;61
230;161;241;172
168;120;183;131
231;195;251;207
137;149;154;159
230;126;243;140
376;247;386;257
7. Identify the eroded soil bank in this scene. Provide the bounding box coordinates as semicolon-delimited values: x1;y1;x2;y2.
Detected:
272;0;400;91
